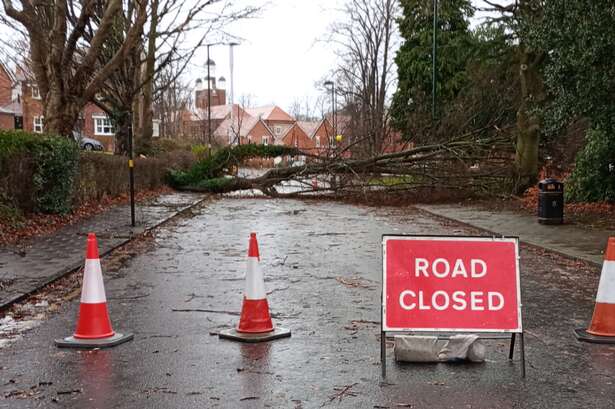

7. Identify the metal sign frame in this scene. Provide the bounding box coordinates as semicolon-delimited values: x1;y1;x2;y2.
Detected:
380;234;525;378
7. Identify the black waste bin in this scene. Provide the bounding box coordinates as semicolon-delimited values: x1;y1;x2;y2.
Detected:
538;178;564;224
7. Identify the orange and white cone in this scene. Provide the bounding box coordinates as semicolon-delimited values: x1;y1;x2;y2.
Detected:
219;233;291;342
55;233;133;348
575;237;615;344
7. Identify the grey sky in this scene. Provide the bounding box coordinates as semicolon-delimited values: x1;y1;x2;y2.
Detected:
195;0;494;114
191;0;344;113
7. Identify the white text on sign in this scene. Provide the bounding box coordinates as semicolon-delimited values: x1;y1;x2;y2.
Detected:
399;257;504;311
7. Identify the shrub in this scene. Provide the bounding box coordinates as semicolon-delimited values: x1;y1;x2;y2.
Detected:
566;127;615;202
0;130;79;213
76;150;196;204
191;144;210;160
168;144;297;189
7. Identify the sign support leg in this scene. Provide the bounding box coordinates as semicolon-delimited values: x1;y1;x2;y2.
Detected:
520;331;526;378
508;333;516;360
381;331;386;378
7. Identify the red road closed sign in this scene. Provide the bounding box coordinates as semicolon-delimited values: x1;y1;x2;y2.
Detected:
382;236;522;332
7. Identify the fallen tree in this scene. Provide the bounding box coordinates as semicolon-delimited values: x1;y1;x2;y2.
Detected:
168;130;516;198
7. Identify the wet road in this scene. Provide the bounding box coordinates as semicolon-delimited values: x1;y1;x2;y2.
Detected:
1;198;614;408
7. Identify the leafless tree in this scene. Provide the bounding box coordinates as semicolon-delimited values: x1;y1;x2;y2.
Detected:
154;62;192;139
0;0;258;150
91;0;259;154
328;0;399;157
1;0;148;136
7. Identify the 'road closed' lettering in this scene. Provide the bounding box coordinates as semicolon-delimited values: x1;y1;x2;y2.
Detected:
399;290;504;311
415;258;487;278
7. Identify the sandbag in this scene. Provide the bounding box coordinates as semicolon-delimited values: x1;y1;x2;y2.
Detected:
394;335;486;363
438;334;485;362
394;336;446;362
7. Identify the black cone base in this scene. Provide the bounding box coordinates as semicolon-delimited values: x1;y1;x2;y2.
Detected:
219;327;291;343
55;332;134;349
574;328;615;344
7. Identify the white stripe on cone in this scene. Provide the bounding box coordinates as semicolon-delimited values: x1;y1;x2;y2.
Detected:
596;260;615;304
80;259;107;303
245;257;266;300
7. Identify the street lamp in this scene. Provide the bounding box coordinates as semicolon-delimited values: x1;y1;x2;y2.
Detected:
229;42;239;145
432;0;438;122
206;44;214;147
324;80;336;147
206;41;240;148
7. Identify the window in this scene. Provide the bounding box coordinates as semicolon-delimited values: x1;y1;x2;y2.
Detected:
274;126;282;134
262;135;269;145
315;137;320;148
94;116;115;136
33;116;44;133
31;86;41;99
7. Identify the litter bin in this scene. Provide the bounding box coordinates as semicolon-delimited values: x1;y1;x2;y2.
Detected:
538;178;564;224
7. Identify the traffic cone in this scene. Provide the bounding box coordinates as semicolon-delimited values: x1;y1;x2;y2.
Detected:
55;233;133;348
219;233;291;343
575;237;615;344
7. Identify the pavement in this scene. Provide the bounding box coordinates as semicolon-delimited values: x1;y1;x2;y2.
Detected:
416;204;615;266
0;198;614;408
0;192;205;310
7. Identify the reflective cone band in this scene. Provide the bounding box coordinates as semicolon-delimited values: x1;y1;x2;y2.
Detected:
587;238;615;336
55;233;133;348
74;233;114;339
238;233;274;333
219;233;291;342
575;237;615;343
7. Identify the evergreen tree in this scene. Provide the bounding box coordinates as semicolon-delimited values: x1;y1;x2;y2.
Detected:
390;0;475;140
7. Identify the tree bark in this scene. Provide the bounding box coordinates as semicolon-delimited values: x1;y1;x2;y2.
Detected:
139;0;159;153
514;47;545;192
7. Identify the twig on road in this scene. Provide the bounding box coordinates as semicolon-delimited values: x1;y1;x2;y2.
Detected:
322;383;358;406
171;308;240;316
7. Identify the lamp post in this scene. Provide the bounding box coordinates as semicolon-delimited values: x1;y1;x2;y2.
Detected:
127;113;135;227
432;0;438;122
207;44;212;147
324;80;336;147
229;42;239;145
206;42;239;148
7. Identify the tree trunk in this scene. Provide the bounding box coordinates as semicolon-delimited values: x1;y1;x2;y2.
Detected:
139;0;159;154
114;112;132;155
44;87;80;137
514;47;545;193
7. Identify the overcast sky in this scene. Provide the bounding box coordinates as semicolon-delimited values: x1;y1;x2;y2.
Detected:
189;0;346;114
189;0;492;114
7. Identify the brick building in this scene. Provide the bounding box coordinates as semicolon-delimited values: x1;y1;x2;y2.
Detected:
0;63;159;152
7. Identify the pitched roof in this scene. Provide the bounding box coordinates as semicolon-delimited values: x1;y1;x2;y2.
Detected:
191;104;247;121
0;63;16;84
213;114;259;138
277;122;310;145
246;105;295;122
297;120;321;138
1;101;22;115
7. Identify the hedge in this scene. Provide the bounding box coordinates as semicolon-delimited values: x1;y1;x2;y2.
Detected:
0;130;196;215
0;130;79;213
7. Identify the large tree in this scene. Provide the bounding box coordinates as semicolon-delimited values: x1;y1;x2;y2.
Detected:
329;0;399;157
390;0;475;142
1;0;147;136
533;0;615;201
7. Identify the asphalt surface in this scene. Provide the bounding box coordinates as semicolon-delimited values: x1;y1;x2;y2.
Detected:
1;198;614;408
0;192;204;309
